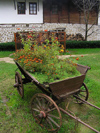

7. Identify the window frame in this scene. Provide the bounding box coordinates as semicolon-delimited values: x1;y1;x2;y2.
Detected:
29;2;37;15
17;2;26;15
52;4;58;14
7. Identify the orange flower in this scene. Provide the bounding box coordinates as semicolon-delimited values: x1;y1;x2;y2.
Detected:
17;28;20;30
44;45;46;48
51;56;54;58
81;55;84;57
44;29;48;32
76;57;79;60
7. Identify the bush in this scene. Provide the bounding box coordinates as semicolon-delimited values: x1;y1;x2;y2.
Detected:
66;41;100;48
0;42;15;51
13;35;80;83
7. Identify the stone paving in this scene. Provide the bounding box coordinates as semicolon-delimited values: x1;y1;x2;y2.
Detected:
0;57;15;64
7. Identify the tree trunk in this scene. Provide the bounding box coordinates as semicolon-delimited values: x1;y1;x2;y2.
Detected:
85;23;88;41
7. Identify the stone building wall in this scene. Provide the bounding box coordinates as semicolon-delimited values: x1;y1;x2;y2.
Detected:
0;23;100;43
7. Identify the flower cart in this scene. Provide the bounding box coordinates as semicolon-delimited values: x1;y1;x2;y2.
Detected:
14;61;100;133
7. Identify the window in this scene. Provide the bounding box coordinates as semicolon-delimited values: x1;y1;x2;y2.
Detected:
17;2;25;14
29;2;37;15
52;5;58;14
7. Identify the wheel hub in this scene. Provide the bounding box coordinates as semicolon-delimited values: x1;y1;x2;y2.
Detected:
39;111;46;118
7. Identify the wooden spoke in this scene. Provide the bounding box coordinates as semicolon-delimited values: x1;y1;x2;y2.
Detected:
73;82;89;104
32;108;40;113
47;114;60;120
78;93;86;97
31;93;62;132
36;97;41;107
47;116;60;128
14;72;24;98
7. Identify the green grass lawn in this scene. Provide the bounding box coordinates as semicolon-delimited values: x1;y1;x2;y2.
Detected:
0;51;14;58
0;49;100;133
66;48;100;55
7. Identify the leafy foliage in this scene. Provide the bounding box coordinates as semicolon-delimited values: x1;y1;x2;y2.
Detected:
13;34;80;83
0;42;15;51
66;41;100;48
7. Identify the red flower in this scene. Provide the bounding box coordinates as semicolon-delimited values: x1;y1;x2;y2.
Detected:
76;57;79;60
81;55;84;57
28;35;32;38
17;28;20;30
44;30;48;32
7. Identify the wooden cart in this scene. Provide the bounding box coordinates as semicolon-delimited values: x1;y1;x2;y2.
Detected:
14;61;100;133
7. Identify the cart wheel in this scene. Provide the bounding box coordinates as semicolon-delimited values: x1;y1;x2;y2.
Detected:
14;72;24;98
74;82;89;104
31;93;62;132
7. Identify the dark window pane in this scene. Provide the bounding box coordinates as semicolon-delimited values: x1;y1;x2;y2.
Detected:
52;4;58;14
17;2;25;14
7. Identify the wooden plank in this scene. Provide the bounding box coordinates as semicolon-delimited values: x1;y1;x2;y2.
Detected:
49;74;86;97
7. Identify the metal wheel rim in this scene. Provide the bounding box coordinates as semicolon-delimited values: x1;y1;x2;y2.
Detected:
31;93;62;132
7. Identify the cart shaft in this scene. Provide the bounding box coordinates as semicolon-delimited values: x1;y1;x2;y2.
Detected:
59;107;100;133
74;95;100;110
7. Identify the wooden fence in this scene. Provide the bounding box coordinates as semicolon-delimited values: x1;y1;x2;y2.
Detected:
14;31;66;52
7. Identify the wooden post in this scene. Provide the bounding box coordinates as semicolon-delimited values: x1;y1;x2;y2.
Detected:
14;33;17;51
64;32;66;52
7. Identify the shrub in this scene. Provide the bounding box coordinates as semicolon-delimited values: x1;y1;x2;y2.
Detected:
13;33;80;83
0;42;15;51
66;41;100;48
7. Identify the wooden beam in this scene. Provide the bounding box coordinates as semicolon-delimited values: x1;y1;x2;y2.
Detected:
25;0;26;10
13;0;16;10
38;0;39;11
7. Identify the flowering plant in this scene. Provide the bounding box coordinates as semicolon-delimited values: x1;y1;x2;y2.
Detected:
13;32;80;83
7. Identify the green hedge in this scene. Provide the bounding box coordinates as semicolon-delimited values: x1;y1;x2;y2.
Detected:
66;41;100;48
1;41;100;51
0;42;15;51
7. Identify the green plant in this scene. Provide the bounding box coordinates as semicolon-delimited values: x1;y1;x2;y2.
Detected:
13;34;80;83
0;42;15;51
66;41;100;48
0;49;100;133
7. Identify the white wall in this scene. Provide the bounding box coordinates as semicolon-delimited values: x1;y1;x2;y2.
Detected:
0;0;43;24
98;13;100;25
98;5;100;25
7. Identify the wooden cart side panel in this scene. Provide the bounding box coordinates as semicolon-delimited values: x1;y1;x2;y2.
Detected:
76;64;90;74
49;74;86;97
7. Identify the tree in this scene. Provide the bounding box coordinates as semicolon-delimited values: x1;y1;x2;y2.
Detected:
72;0;100;41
